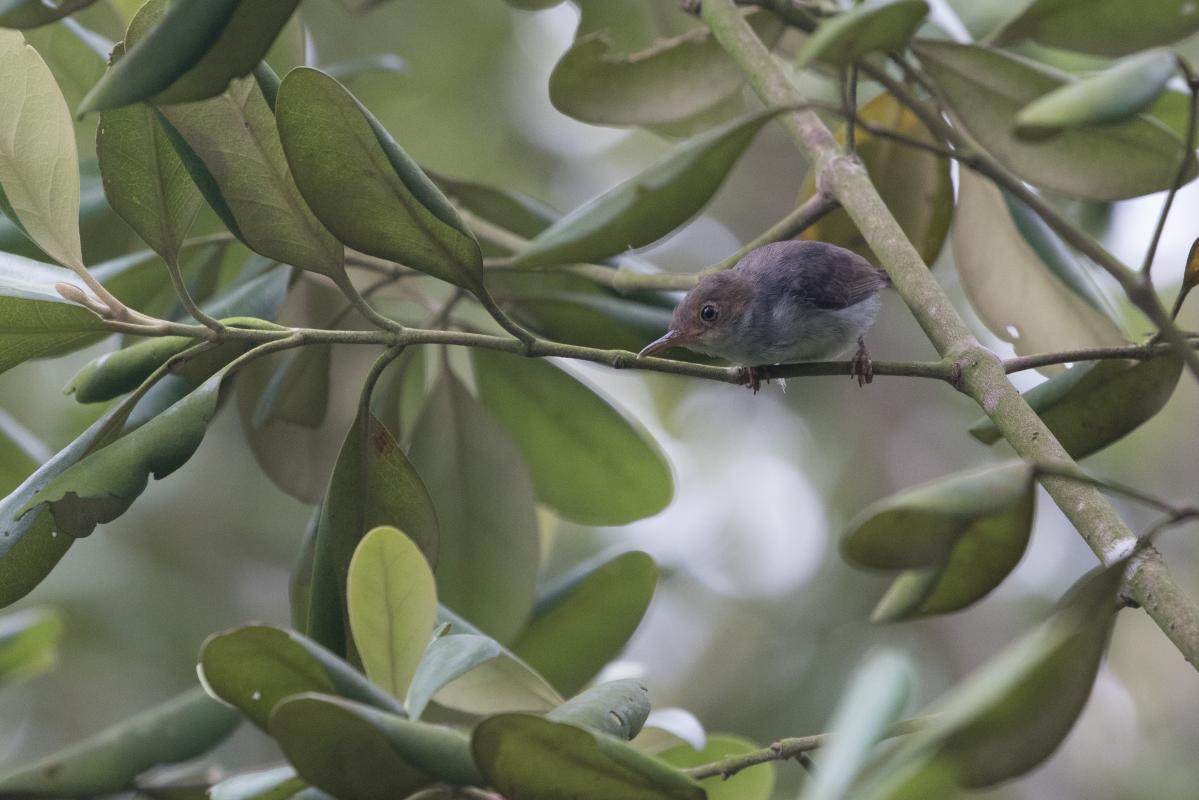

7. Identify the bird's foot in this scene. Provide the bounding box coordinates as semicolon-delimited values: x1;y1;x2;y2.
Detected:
850;338;873;387
742;365;770;394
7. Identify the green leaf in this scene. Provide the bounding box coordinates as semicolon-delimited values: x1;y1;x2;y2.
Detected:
207;765;306;800
156;76;344;278
1015;50;1179;138
0;257;107;376
472;714;704;800
270;693;481;797
471;352;671;525
0;0;99;28
970;355;1184;459
199;624;403;731
0;29;83;270
404;633;502;720
409;374;539;644
511;551;657;696
953;171;1128;364
0;606;62;684
549;9;782;128
66;336;193;404
801;91;953;266
304;413;440;657
797;0;930;68
0;688;239;796
0;409;45;494
97;72;203;266
252;345;332;429
632;709;706;754
276;67;483;293
1178;237;1199;313
991;0;1199;56
658;736;773;800
842;463;1035;621
511;109;781;269
347;526;438;700
913;40;1194;200
799;650;915;800
432;173;558;243
545;679;651;741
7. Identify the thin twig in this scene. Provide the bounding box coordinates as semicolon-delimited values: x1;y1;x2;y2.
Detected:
1143;61;1199;277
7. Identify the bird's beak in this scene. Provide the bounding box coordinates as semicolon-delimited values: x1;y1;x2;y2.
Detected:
639;329;686;358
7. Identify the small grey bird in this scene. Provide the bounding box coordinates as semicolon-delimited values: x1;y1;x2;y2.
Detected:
639;241;889;391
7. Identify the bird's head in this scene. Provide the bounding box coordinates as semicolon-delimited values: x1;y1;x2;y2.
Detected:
639;270;754;359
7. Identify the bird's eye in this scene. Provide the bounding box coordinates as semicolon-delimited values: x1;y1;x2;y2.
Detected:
700;304;719;323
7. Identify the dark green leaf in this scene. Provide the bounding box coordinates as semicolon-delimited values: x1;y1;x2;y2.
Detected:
658;736;773;800
1015;50;1179;138
549;9;782;128
991;0;1199;56
472;352;671;525
252;344;332;429
404;633;501;720
546;679;651;741
970;355;1184;459
304;413;440;657
67;336;193;404
913;40;1194;200
0;0;98;29
0;688;239;796
276;67;483;292
199;624;403;731
797;0;930;68
511;109;782;269
431;174;558;242
409;374;538;644
0;256;107;376
512;551;657;696
0;606;62;684
472;714;704;800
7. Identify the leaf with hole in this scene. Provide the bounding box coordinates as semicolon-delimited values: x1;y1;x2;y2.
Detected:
545;679;651;741
797;0;929;68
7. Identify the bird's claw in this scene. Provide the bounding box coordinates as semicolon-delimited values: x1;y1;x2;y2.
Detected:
742;365;768;394
850;338;873;387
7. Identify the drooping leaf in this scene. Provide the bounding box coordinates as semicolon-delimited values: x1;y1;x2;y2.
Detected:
0;0;99;29
276;67;483;293
252;345;333;429
409;374;538;644
913;40;1193;200
511;551;657;696
549;9;782;128
0;688;239;796
658;736;773;800
1015;50;1179;138
953;171;1128;364
970;355;1183;459
799;650;916;800
511;109;782;269
198;624;403;731
207;765;306;800
404;633;502;720
0;606;62;684
991;0;1199;56
471;352;671;525
472;714;704;800
796;0;930;68
304;413;440;657
801;91;953;265
0;29;83;270
270;693;481;798
347;526;438;700
842;463;1035;621
545;679;651;741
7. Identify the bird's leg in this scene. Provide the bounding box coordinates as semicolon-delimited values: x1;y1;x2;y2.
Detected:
850;338;874;386
741;365;765;393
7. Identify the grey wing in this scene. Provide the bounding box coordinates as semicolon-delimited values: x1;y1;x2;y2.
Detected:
737;241;889;310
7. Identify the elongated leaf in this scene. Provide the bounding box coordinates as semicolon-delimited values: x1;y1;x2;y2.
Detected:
67;336;193;404
0;29;83;270
347;526;438;700
472;352;671;525
199;624;403;731
512;551;657;696
208;765;305;800
276;67;483;292
253;345;332;429
0;262;107;376
914;41;1193;200
0;688;239;796
473;714;704;800
546;679;651;741
658;736;773;800
550;9;782;128
409;374;538;644
0;0;98;28
270;693;481;797
801;91;953;265
970;355;1183;459
0;606;62;683
1015;50;1179;138
304;413;440;657
843;463;1035;621
797;0;929;68
405;633;501;720
954;171;1128;363
156;76;344;278
511;109;780;269
800;650;915;800
991;0;1199;56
